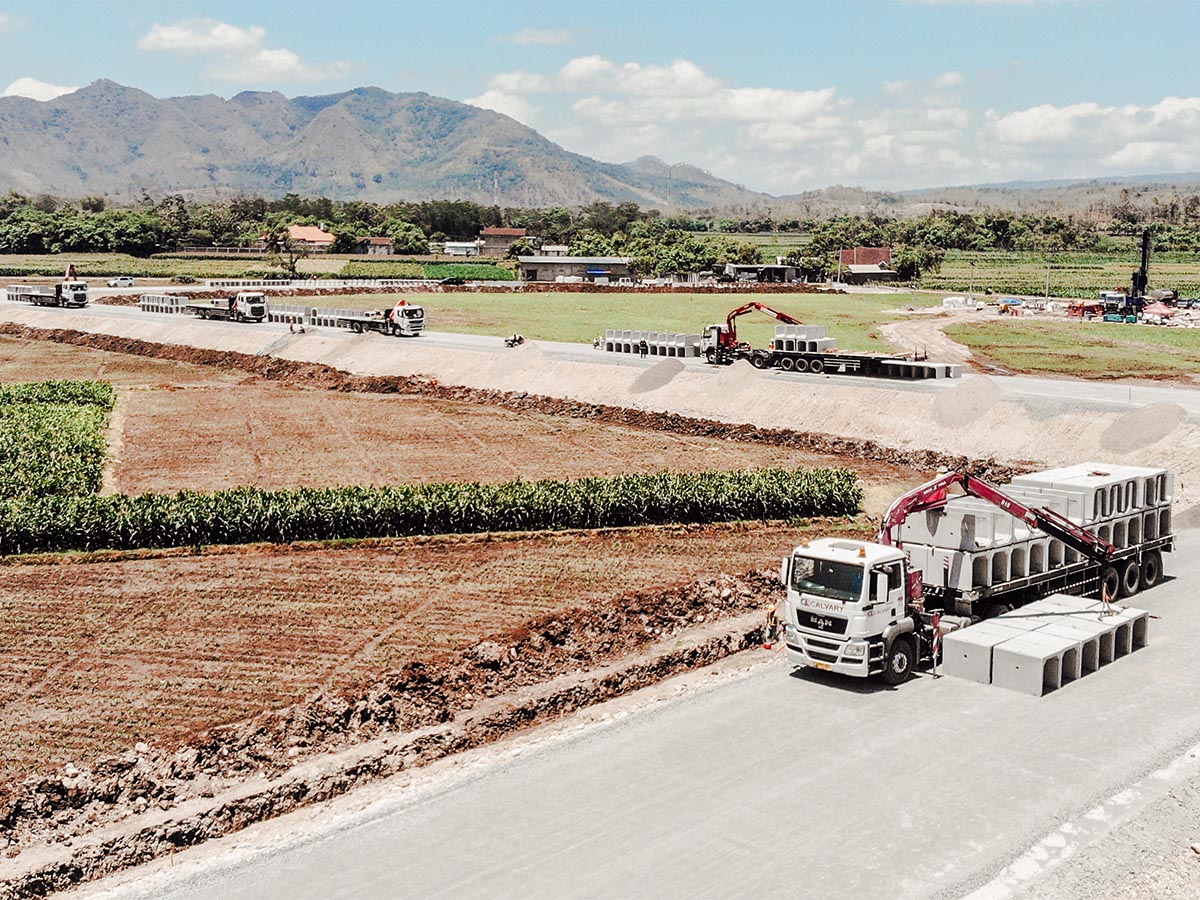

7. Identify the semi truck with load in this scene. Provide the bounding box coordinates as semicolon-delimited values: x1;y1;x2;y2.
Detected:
334;300;425;337
6;281;89;308
781;464;1174;684
702;302;954;380
186;292;269;323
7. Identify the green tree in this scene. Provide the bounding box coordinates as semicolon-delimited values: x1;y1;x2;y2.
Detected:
386;220;430;255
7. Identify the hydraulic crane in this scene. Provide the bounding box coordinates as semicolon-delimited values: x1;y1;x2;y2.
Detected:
701;301;802;365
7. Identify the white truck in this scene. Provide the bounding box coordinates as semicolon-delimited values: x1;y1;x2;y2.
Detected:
782;465;1174;684
334;300;425;336
6;281;89;308
186;292;269;323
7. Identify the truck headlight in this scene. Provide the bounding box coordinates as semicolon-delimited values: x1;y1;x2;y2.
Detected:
843;641;867;658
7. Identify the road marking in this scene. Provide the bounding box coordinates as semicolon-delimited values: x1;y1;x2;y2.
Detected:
965;739;1200;899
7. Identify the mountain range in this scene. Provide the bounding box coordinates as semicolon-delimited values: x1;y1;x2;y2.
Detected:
1;80;1198;216
0;80;767;209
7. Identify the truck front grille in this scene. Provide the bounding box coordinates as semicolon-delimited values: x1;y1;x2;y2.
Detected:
796;610;848;635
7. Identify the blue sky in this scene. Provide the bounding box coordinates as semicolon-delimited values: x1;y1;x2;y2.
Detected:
3;0;1199;193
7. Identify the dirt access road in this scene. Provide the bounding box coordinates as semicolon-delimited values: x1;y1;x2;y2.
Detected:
93;529;1200;900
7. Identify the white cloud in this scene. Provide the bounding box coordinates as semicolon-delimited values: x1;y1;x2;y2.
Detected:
138;18;350;85
3;77;77;102
465;53;1200;193
496;27;571;46
209;48;351;83
138;19;265;53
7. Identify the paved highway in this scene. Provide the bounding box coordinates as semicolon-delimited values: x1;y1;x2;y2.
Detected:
6;299;1200;417
95;530;1200;900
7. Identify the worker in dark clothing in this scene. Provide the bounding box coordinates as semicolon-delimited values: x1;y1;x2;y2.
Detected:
639;339;649;358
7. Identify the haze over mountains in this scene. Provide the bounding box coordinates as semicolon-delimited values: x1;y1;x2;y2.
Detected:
1;80;1197;216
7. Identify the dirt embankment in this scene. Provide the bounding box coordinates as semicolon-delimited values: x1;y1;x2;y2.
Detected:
0;323;1023;483
1;572;777;898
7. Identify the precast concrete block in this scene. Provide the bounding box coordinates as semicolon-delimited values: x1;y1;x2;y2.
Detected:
1036;622;1103;674
1065;606;1148;657
992;630;1082;696
941;621;1031;685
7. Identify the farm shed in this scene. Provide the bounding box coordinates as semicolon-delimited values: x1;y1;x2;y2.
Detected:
724;263;797;283
838;246;892;266
844;262;899;284
479;227;527;255
352;237;394;256
517;256;633;283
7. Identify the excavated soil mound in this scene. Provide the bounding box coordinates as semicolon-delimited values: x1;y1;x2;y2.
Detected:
1099;402;1187;453
0;324;1023;483
1;571;777;897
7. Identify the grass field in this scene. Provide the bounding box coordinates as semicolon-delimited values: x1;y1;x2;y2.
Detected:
944;318;1200;379
300;291;942;351
698;231;812;260
921;249;1200;299
0;253;274;279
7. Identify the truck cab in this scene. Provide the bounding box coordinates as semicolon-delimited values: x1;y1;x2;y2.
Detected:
57;281;89;307
389;301;424;336
781;538;917;683
232;292;268;322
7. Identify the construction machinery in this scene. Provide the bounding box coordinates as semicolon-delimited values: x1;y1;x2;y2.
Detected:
700;301;801;365
6;280;89;308
701;301;958;379
781;464;1173;684
186;292;269;323
334;300;425;337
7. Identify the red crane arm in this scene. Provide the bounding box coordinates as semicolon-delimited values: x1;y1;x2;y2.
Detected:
878;471;1116;564
721;302;803;345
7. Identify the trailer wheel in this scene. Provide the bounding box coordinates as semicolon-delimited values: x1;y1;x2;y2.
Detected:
881;636;914;685
750;354;770;370
351;322;364;334
1099;566;1120;603
794;358;810;372
1141;550;1163;589
1119;559;1142;597
809;358;825;374
779;357;796;371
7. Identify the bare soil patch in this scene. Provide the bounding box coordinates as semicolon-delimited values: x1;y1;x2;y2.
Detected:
0;521;852;793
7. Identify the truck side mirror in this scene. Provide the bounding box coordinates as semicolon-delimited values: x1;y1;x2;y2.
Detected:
780;556;791;587
874;572;889;601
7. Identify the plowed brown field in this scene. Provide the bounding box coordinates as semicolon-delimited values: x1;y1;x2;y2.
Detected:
0;521;860;787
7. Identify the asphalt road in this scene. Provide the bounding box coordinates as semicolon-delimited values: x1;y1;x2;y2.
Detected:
98;529;1200;900
7;299;1200;417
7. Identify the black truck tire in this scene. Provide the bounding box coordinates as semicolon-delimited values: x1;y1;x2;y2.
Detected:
1141;550;1163;589
881;636;915;685
1119;559;1142;597
1099;566;1120;602
809;358;825;374
351;322;364;334
794;358;810;372
779;356;796;371
705;348;717;363
750;353;770;369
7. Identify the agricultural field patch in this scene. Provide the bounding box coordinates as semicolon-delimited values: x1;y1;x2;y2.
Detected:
291;290;942;351
920;249;1200;299
0;380;114;500
944;319;1200;379
0;520;863;789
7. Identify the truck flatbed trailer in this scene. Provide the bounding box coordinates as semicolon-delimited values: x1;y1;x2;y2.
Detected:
186;292;268;322
334;302;424;337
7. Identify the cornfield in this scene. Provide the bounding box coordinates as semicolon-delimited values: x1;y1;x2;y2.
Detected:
0;467;861;555
0;380;114;500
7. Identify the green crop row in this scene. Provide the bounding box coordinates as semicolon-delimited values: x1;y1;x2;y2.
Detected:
0;467;862;555
0;380;116;409
0;381;113;500
340;260;516;281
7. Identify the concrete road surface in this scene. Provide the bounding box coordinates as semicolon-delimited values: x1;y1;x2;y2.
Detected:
96;530;1200;900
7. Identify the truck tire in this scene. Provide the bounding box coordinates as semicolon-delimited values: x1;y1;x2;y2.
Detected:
779;356;796;371
1141;550;1163;589
881;636;915;685
1099;566;1120;602
351;322;364;334
750;353;770;370
705;348;717;364
1119;559;1142;598
809;358;825;374
794;358;810;372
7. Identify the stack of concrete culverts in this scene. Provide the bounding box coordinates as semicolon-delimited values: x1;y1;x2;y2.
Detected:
266;303;307;326
602;329;701;357
138;294;192;315
771;324;837;353
942;594;1149;696
901;463;1174;594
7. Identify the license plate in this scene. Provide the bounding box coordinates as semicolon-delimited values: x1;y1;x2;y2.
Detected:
811;662;830;671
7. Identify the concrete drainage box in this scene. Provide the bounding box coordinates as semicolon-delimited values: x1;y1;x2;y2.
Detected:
940;593;1149;696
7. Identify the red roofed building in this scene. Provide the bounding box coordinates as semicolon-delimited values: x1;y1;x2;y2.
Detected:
479;226;527;255
352;236;394;256
286;224;336;248
838;246;891;267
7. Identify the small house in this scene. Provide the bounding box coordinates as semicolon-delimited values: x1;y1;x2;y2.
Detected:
517;256;633;284
285;225;336;249
444;241;483;257
479;227;527;255
541;244;570;257
838;247;892;267
352;237;394;256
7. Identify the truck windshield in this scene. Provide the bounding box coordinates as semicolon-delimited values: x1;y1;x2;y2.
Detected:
791;556;864;602
403;307;422;318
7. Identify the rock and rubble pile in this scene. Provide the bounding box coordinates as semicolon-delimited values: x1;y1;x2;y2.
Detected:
0;324;1023;483
1;571;777;896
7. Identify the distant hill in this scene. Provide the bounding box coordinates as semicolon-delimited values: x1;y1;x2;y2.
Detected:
0;80;769;209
